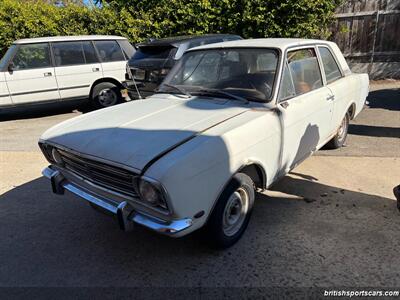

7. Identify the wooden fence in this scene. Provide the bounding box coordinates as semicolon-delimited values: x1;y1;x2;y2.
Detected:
330;0;400;79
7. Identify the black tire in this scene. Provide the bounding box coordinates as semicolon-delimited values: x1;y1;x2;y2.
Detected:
91;82;122;109
325;113;350;149
205;173;255;249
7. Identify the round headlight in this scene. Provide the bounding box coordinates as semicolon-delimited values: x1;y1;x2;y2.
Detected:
139;180;161;206
51;148;64;165
138;179;168;209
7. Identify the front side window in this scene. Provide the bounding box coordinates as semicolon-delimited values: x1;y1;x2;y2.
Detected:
287;48;323;95
159;48;279;102
319;47;342;84
94;40;125;62
52;42;85;66
12;43;51;70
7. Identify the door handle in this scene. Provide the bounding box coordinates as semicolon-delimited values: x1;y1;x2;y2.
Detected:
92;67;100;72
44;72;52;77
326;95;335;101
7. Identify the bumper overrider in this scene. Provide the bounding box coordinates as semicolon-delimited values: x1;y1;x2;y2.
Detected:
42;166;192;236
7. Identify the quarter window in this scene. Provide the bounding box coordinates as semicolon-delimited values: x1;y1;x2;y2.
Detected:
286;48;323;95
52;42;85;66
278;63;296;101
319;47;342;84
94;40;125;62
12;43;51;70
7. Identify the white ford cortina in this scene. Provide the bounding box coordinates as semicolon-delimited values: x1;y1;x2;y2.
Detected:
39;39;369;248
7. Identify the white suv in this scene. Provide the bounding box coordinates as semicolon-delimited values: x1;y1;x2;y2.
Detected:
0;35;135;110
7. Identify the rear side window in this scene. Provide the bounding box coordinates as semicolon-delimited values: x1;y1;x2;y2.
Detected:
94;40;125;62
82;41;99;64
319;47;342;84
12;43;51;70
52;42;85;66
287;48;323;95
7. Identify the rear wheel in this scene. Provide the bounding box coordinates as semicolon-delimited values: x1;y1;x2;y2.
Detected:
325;113;349;149
205;173;255;248
91;82;122;109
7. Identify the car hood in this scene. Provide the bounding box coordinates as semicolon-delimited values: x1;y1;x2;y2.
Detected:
41;95;249;171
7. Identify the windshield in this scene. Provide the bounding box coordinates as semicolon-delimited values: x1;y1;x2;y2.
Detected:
0;44;16;70
132;45;176;61
159;48;279;102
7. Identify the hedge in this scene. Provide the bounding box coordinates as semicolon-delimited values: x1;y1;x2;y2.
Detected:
0;0;342;57
0;0;128;56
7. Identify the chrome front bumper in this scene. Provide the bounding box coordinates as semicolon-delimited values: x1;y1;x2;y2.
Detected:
42;166;192;236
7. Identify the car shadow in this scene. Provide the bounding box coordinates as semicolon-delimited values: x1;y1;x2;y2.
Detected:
367;88;400;111
0;173;398;287
0;101;85;122
349;124;400;138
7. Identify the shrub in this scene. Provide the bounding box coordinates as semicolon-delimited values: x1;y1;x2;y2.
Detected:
0;0;342;56
0;0;127;56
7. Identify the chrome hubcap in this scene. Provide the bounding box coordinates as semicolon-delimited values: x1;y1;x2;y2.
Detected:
222;187;249;236
98;88;117;107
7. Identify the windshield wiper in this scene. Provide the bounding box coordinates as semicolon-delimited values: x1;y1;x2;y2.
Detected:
195;88;249;104
157;83;191;97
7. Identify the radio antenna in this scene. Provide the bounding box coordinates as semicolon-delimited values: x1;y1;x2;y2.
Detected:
126;63;142;100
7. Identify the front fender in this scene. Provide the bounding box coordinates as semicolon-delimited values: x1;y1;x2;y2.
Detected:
144;110;281;233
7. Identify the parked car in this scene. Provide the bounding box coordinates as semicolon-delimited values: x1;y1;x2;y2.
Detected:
0;35;135;110
39;39;369;248
122;34;242;99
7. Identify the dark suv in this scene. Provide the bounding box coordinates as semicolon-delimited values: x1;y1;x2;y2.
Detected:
122;34;242;99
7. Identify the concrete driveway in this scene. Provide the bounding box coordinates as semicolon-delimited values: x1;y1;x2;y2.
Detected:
0;83;399;295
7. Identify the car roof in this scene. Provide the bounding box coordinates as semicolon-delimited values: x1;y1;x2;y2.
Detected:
14;35;128;44
136;34;242;47
188;38;336;51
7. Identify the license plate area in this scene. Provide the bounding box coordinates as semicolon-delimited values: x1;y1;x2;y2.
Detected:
121;89;129;98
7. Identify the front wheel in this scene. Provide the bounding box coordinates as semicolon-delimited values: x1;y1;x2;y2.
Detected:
91;82;122;109
205;173;255;248
325;113;350;149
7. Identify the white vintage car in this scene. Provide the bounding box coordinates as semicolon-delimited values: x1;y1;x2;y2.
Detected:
39;39;369;248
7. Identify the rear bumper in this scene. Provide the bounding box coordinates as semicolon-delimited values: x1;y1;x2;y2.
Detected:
42;166;192;236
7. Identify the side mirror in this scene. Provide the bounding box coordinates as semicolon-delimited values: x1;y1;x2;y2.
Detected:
7;62;14;73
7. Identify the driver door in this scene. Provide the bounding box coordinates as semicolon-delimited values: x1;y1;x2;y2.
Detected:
5;43;59;104
277;47;334;172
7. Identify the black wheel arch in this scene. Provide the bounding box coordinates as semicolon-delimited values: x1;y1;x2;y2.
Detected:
89;78;124;100
205;162;267;223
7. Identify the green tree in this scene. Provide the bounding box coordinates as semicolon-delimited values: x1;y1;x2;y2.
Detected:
104;0;341;40
0;0;342;57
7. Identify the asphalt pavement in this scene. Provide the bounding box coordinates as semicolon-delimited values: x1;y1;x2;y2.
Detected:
0;83;399;296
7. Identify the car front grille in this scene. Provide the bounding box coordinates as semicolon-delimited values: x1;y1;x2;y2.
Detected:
57;149;139;198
